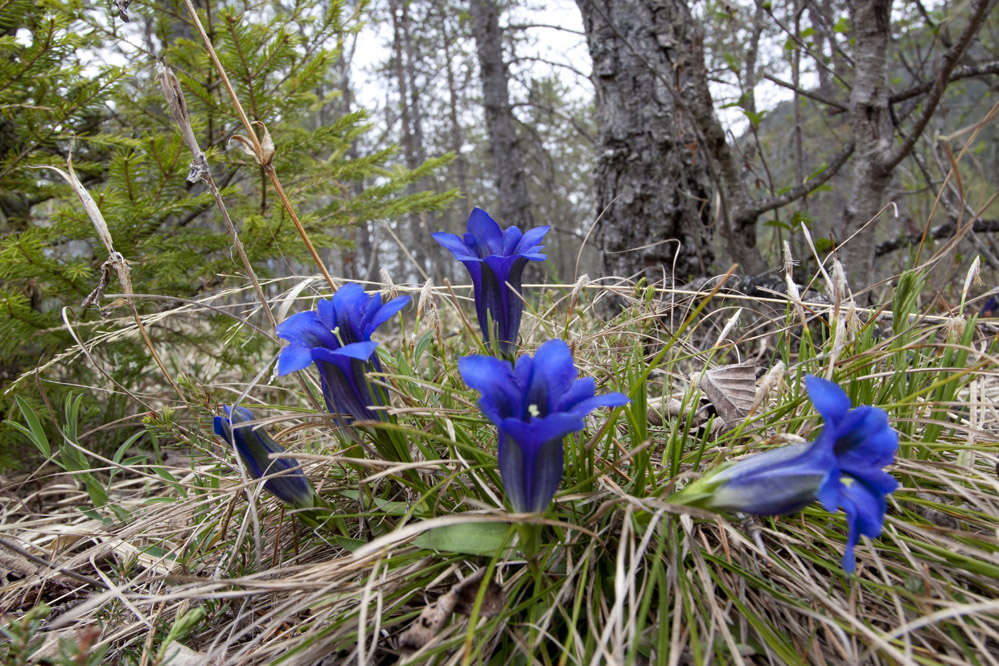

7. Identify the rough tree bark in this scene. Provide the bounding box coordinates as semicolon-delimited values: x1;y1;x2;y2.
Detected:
837;0;894;283
468;0;534;230
576;0;715;281
837;0;993;283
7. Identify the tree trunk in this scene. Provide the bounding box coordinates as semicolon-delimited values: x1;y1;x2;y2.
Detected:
335;41;378;283
390;0;431;280
835;0;991;284
468;0;534;230
837;0;894;284
576;0;714;282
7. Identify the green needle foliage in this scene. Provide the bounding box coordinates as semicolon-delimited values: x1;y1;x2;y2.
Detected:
0;0;455;462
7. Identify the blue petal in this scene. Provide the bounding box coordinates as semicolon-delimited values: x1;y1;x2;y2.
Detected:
568;392;630;417
499;412;582;512
837;476;888;573
276;311;336;349
316;298;336;328
556;376;596;413
312;341;378;363
525;340;578;416
331;283;369;343
432;232;478;261
515;225;550;255
466;208;504;256
459;355;520;423
213;415;227;438
277;344;313;375
805;375;852;425
711;440;836;515
366;295;410;333
501;225;523;255
834;406;898;469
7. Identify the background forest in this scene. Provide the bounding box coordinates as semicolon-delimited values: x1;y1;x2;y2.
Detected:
1;0;998;663
2;0;997;414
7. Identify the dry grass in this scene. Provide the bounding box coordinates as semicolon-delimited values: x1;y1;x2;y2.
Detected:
2;273;998;665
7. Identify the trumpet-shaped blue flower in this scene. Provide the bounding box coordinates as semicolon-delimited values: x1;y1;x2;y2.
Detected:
214;405;316;509
697;375;899;573
433;208;549;355
276;283;410;428
459;340;628;512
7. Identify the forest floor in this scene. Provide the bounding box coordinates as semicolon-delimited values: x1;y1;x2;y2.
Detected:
2;269;998;665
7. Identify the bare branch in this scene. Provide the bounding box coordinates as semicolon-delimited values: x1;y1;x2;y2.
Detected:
875;218;999;257
750;139;855;217
510;101;597;145
505;22;586;36
882;0;995;171
763;73;848;112
509;54;592;81
890;60;999;104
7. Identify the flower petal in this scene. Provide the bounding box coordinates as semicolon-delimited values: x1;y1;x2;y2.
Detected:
499;412;582;512
366;295;411;333
501;225;523;255
837;476;888;573
459;355;520;423
834;406;898;470
432;231;478;261
312;341;378;363
276;311;336;349
277;344;314;375
514;225;550;255
805;375;852;425
525;340;578;416
568;392;630;417
466;207;504;256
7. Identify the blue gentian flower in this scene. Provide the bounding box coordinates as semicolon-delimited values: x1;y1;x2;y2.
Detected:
214;405;316;509
432;208;549;355
697;375;899;573
275;283;410;429
459;339;628;513
979;293;998;317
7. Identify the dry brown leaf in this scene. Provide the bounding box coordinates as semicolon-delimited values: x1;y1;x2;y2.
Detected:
227;134;257;160
750;361;785;416
646;395;683;427
398;569;505;652
699;362;757;425
253;121;275;165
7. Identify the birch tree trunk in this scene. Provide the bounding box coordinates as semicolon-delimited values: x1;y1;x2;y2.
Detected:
468;0;535;229
576;0;714;281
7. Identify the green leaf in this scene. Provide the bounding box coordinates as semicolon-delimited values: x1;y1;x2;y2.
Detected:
814;237;835;254
13;396;49;458
833;16;850;33
339;489;416;516
743;110;764;127
413;522;512;555
414;330;435;364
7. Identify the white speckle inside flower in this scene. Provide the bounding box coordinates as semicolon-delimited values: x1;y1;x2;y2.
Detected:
841;476;854;487
528;404;540;418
